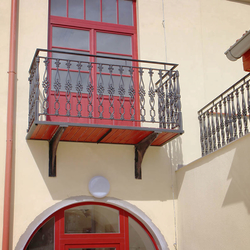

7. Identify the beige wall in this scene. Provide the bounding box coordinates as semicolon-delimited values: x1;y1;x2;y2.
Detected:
1;0;250;249
138;0;250;164
14;141;178;249
176;133;250;250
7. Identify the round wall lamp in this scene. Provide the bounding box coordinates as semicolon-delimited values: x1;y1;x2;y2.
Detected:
88;176;110;198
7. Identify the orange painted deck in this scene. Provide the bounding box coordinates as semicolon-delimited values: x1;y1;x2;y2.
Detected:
27;122;181;146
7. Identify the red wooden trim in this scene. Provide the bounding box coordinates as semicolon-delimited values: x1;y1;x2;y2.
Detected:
123;214;129;249
96;51;132;57
64;243;120;250
52;46;90;53
50;16;137;34
55;212;61;250
243;49;250;72
84;127;109;142
23;201;160;250
50;68;89;74
151;132;178;146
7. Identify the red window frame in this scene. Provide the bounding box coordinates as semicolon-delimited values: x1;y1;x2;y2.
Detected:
47;0;139;125
24;202;159;250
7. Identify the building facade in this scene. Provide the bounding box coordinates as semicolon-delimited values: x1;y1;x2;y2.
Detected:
1;0;250;249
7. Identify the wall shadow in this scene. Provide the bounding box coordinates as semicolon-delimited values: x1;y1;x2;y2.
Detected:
176;133;250;213
227;0;250;6
222;137;250;213
27;135;183;202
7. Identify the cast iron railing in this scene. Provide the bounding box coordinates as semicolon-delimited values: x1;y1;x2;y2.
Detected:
28;49;182;132
198;73;250;156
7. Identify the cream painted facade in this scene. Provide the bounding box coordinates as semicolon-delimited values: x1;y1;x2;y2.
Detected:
177;133;250;250
0;0;250;250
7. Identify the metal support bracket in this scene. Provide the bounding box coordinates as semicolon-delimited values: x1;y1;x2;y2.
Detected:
134;132;159;179
49;126;67;177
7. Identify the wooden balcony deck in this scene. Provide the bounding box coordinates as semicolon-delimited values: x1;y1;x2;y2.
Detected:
27;121;181;146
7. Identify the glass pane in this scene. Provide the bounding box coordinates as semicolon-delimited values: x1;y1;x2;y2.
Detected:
86;0;101;21
119;0;133;26
129;217;156;250
51;70;89;93
96;54;132;74
52;49;90;70
102;0;117;24
65;205;119;233
52;27;89;50
101;74;130;97
26;218;54;250
97;33;132;55
51;0;66;17
69;0;84;19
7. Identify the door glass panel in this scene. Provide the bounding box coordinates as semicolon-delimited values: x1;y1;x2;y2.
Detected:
119;0;133;26
102;0;117;24
52;27;89;50
86;0;100;21
65;205;119;233
69;0;84;19
26;217;54;250
51;70;89;93
96;54;132;74
100;74;130;96
129;217;156;250
52;49;90;70
51;0;66;17
97;33;132;55
96;54;132;97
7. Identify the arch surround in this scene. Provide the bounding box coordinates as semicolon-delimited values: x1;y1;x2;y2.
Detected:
16;196;169;250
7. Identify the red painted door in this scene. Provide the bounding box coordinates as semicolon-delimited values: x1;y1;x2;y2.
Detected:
48;0;139;126
64;244;120;250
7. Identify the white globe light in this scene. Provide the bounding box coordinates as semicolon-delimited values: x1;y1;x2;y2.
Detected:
88;176;110;198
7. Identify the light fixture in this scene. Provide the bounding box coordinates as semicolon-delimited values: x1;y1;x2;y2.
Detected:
88;176;110;198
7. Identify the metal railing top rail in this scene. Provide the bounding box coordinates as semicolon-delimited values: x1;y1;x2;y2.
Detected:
198;73;250;156
198;73;250;114
28;48;183;133
29;48;179;74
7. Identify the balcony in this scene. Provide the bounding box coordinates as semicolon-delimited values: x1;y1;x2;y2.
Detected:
198;73;250;156
27;49;183;178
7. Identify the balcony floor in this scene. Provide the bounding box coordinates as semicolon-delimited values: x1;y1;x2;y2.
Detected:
27;121;182;146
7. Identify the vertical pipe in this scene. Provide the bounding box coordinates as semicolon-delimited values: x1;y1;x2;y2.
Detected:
2;0;18;249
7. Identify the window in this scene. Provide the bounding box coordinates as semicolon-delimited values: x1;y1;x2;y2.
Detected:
50;0;134;26
25;202;158;250
48;0;138;124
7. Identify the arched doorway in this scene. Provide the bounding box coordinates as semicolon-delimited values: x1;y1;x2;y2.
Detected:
24;202;162;250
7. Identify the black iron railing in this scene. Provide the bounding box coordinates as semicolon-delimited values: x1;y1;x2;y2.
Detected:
28;49;182;132
198;73;250;156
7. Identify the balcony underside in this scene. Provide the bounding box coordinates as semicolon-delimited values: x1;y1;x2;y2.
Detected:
27;121;182;146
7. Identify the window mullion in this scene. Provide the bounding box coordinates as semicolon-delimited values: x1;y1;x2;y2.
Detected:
66;0;69;18
116;0;119;24
84;0;86;20
100;0;103;22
